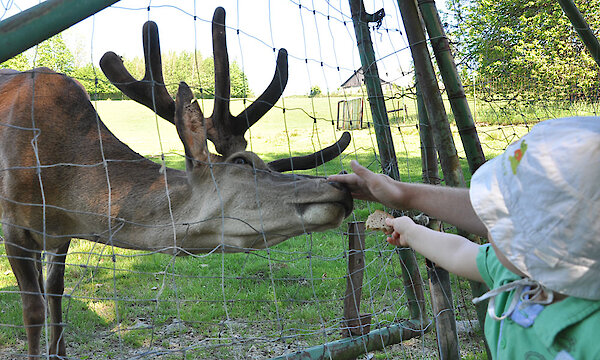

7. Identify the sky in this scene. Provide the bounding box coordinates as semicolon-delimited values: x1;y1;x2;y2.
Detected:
1;0;429;95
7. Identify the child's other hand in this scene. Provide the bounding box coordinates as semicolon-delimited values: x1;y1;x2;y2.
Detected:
385;216;416;247
385;216;484;283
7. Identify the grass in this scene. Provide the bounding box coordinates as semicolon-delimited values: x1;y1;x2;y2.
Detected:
0;95;543;359
92;94;544;162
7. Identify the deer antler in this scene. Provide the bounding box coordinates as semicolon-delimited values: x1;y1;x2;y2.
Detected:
268;131;351;172
203;7;290;156
100;7;350;166
100;21;175;123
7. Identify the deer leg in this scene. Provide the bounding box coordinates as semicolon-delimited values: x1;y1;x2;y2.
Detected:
46;240;70;357
4;228;45;359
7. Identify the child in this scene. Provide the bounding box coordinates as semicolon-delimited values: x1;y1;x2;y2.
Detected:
328;117;600;359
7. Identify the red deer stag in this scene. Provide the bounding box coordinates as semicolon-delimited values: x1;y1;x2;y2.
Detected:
0;7;352;358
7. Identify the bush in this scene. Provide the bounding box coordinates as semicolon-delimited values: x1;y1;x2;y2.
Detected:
309;85;322;97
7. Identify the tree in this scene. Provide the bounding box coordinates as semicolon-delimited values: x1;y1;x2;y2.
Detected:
178;56;252;99
447;0;600;100
119;52;252;99
197;57;216;98
71;64;119;99
161;50;201;97
0;33;80;74
230;60;252;98
33;34;75;75
309;85;322;97
0;53;29;71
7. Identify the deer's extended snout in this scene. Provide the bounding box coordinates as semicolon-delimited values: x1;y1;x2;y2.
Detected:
290;177;354;219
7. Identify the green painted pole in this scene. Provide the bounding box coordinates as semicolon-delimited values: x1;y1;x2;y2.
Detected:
271;321;427;360
416;82;439;186
396;0;467;358
347;0;398;180
395;0;464;189
416;81;461;360
0;0;120;63
348;0;426;326
557;0;600;68
417;0;485;174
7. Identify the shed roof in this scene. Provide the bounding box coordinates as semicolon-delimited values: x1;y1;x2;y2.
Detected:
340;67;390;88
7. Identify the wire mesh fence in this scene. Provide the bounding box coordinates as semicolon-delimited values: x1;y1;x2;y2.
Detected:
0;0;598;359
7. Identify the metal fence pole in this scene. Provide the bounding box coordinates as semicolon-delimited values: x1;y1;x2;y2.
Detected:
348;0;426;325
0;0;120;63
347;0;398;179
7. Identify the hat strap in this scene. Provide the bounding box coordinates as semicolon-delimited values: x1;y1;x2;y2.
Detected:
472;278;554;321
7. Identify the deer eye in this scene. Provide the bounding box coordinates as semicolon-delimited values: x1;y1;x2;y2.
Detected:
232;157;249;165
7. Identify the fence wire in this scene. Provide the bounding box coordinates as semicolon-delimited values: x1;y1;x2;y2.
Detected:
1;0;598;359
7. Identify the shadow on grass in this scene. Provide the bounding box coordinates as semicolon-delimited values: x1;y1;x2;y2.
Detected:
0;283;110;357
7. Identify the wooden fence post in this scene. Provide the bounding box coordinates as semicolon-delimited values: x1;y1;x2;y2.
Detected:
342;221;371;337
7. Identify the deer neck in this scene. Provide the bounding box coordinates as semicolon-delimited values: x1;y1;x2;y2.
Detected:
99;159;254;254
92;161;194;252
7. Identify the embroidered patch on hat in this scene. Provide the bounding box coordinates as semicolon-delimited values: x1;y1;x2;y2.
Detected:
509;140;527;174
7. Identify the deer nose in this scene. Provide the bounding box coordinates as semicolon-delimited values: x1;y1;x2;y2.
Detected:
326;170;348;191
327;180;346;191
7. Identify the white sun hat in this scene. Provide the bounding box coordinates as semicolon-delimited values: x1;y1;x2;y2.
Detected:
469;116;600;300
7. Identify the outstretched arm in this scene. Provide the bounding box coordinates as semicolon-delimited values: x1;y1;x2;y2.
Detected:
385;217;483;282
328;160;488;237
400;181;488;237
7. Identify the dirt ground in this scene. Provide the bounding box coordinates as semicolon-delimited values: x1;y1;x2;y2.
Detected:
0;319;486;359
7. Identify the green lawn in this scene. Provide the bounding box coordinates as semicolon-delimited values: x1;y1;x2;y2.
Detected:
0;96;532;359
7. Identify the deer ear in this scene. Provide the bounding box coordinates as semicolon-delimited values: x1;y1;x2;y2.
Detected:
174;82;210;167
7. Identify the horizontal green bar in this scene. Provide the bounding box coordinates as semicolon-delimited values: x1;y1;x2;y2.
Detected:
0;0;120;63
271;321;428;360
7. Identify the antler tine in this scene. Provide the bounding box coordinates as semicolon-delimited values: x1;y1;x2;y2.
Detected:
268;132;351;172
211;7;231;130
234;49;288;134
204;7;246;157
210;7;288;137
100;21;175;123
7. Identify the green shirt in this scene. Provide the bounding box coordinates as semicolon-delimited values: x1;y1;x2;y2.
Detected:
476;244;600;359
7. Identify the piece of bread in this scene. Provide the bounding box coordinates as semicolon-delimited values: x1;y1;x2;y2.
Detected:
365;210;393;232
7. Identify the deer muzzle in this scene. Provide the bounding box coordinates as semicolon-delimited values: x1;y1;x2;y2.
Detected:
294;179;354;223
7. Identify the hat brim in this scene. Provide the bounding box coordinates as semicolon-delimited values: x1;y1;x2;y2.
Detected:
469;117;600;300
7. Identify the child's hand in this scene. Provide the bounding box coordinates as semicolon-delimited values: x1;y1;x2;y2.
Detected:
385;216;484;283
384;216;417;247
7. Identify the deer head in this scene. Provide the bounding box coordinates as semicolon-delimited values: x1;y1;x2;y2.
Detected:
99;7;353;252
